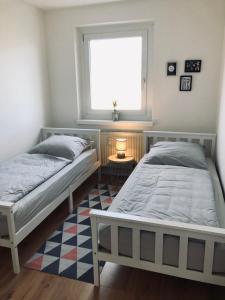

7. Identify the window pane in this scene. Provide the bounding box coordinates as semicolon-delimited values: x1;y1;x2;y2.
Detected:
89;37;142;110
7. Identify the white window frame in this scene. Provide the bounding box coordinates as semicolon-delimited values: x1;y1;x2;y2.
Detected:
76;22;153;123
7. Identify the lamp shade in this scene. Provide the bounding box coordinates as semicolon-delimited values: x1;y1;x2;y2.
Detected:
116;138;127;151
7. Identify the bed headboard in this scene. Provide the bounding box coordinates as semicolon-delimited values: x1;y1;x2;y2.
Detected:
41;127;101;162
144;131;216;159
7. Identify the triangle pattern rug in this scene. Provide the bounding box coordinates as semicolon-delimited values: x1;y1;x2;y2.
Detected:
25;184;120;284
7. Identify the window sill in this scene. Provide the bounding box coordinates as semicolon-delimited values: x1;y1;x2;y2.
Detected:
76;119;153;129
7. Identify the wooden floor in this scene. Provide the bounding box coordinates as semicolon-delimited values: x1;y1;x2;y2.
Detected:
0;173;225;300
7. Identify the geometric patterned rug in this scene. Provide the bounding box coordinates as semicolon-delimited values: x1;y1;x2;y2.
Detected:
25;184;120;284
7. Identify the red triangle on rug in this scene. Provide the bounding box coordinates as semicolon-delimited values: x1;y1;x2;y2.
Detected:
103;197;112;204
62;248;77;260
64;225;77;234
79;208;91;216
26;255;43;270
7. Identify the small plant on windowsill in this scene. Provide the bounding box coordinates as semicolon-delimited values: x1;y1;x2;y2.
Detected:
112;100;119;121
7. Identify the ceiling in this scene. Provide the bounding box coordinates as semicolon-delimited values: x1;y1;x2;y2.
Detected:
24;0;127;10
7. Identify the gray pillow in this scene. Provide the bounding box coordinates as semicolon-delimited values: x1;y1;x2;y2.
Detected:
29;135;89;161
144;141;208;169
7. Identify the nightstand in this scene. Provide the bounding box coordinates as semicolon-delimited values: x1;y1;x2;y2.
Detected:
108;155;134;164
107;155;135;178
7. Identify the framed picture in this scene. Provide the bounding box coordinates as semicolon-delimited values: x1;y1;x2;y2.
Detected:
180;75;192;91
185;60;201;72
167;62;177;76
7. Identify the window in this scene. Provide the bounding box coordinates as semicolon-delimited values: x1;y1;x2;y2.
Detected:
90;36;142;110
76;23;152;122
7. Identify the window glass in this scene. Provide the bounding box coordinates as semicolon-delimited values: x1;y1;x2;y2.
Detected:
89;37;142;110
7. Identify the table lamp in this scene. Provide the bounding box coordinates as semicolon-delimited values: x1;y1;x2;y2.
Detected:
116;138;127;159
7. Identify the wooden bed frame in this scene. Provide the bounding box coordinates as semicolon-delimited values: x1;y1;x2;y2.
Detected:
0;127;101;274
90;131;225;287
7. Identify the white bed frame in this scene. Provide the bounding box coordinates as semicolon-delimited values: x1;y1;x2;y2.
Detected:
90;131;225;287
0;127;101;274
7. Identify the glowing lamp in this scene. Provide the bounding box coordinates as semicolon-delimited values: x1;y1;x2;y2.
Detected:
116;138;127;159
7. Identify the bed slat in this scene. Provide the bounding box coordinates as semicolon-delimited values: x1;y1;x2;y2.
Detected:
111;225;118;256
204;239;214;275
132;228;140;260
155;232;163;265
179;236;188;270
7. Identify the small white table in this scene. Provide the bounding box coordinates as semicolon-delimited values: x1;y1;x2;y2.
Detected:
108;155;134;164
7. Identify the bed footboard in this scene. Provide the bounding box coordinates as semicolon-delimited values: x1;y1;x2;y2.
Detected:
90;209;225;287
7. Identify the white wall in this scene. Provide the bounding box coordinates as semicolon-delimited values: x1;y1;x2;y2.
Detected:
217;28;225;190
0;0;50;161
45;0;225;132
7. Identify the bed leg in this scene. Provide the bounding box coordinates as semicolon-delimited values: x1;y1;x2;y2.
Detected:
91;215;100;286
93;254;100;287
69;187;74;214
6;208;20;274
11;246;20;274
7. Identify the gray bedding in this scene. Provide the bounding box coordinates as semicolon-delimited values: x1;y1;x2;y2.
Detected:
99;156;225;273
0;149;97;236
29;135;89;161
0;153;71;203
107;157;218;226
144;141;208;170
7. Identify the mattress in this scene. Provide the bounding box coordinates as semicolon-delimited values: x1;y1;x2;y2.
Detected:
0;149;97;236
99;156;225;273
